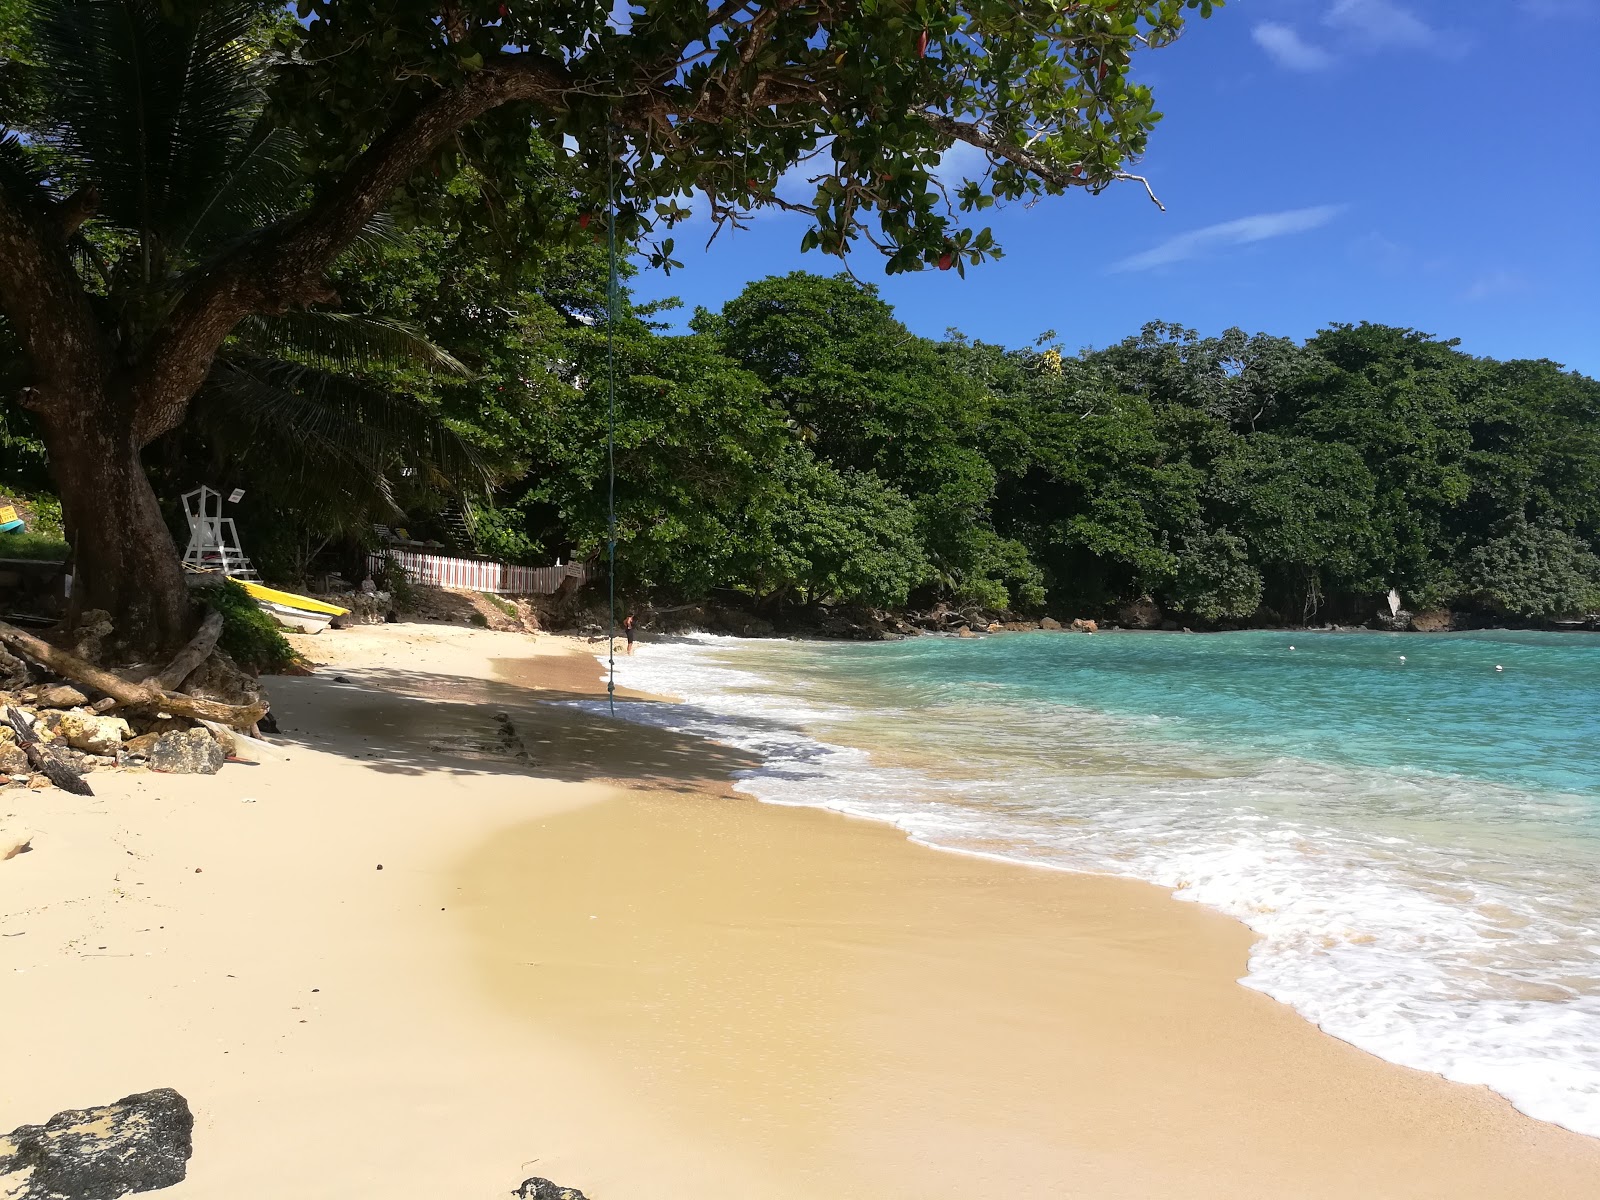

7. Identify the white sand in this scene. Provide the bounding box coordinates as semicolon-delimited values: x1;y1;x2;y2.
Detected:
2;623;1597;1198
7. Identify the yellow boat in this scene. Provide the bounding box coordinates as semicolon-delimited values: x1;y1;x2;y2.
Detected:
236;579;350;618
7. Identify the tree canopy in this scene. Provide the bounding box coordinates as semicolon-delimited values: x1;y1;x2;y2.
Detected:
0;0;1218;652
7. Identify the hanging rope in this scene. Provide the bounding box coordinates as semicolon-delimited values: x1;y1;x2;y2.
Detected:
604;128;619;717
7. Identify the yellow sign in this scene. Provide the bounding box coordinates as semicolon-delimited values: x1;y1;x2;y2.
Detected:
0;506;17;524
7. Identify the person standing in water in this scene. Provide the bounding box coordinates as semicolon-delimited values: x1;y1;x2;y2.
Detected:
623;613;635;655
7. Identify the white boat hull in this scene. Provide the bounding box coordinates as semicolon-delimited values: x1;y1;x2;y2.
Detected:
259;601;333;634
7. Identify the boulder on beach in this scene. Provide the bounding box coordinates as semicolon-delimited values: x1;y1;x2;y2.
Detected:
149;728;225;775
51;711;130;757
515;1178;590;1200
0;1087;193;1199
26;684;88;710
1070;618;1098;633
1039;616;1063;630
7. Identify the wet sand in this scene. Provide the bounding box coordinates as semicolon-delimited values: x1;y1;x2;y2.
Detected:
3;623;1599;1197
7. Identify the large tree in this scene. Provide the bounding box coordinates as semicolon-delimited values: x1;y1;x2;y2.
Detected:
0;0;1215;651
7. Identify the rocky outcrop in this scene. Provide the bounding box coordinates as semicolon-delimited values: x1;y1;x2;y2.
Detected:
0;735;29;774
0;1088;193;1199
1409;609;1456;632
515;1178;590;1200
149;728;224;775
42;711;130;756
175;649;261;711
1069;618;1098;633
706;606;777;638
1117;596;1163;629
1038;616;1063;630
23;684;88;710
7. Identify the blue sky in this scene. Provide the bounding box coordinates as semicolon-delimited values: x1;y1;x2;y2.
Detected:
628;0;1600;374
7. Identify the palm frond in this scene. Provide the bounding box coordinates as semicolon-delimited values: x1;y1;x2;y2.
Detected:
28;0;266;254
197;356;491;524
0;128;54;206
231;312;472;378
172;123;305;257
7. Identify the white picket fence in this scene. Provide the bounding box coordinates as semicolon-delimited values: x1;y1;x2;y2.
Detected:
368;549;589;595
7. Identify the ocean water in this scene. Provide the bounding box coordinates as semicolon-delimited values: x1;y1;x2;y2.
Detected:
584;629;1600;1137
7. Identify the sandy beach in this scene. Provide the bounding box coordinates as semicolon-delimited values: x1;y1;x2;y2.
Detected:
4;622;1600;1198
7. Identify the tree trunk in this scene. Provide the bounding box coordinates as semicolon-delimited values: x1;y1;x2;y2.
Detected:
39;405;194;655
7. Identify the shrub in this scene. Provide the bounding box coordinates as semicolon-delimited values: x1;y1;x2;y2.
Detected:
209;579;300;673
1459;524;1600;618
1168;529;1265;621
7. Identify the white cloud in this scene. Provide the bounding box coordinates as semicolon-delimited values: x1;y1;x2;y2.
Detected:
1325;0;1457;52
1461;270;1530;302
1110;205;1347;273
1253;22;1335;70
935;139;989;183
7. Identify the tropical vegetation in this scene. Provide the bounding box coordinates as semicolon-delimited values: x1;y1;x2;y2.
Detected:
0;0;1212;653
4;0;1596;638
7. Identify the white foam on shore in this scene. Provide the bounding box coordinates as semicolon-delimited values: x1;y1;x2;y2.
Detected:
571;635;1600;1138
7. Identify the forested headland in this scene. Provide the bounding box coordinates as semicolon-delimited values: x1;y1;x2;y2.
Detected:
12;258;1599;630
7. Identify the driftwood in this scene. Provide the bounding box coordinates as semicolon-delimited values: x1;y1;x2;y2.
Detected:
157;610;224;691
0;620;268;729
3;706;93;795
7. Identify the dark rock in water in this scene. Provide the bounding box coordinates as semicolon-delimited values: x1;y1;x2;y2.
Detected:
1370;609;1411;632
515;1178;590;1200
1038;616;1063;630
149;728;225;775
0;1087;193;1198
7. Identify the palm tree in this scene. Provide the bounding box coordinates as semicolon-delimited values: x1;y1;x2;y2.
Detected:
0;0;484;648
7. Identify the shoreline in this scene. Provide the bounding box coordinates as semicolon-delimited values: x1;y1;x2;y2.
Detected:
4;622;1599;1197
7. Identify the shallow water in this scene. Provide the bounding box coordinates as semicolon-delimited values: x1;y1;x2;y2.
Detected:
585;629;1600;1137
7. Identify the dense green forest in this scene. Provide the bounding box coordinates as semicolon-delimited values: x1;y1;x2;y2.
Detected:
10;255;1600;626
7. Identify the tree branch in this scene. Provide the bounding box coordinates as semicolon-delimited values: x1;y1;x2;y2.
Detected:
130;54;576;444
922;112;1163;207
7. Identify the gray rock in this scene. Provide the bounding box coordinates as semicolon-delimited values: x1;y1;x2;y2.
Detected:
0;1087;193;1199
175;650;261;711
515;1179;590;1200
27;685;89;710
55;712;131;757
149;728;225;775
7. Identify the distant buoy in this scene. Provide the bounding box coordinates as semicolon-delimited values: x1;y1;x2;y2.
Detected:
1399;655;1407;663
1289;645;1295;651
1495;665;1504;672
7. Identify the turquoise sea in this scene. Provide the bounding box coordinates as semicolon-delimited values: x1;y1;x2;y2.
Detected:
597;629;1600;1136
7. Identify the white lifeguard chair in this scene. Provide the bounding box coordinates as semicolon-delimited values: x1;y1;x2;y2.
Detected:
181;486;258;578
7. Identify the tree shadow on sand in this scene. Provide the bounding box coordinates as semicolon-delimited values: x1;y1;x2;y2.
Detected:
261;660;762;794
